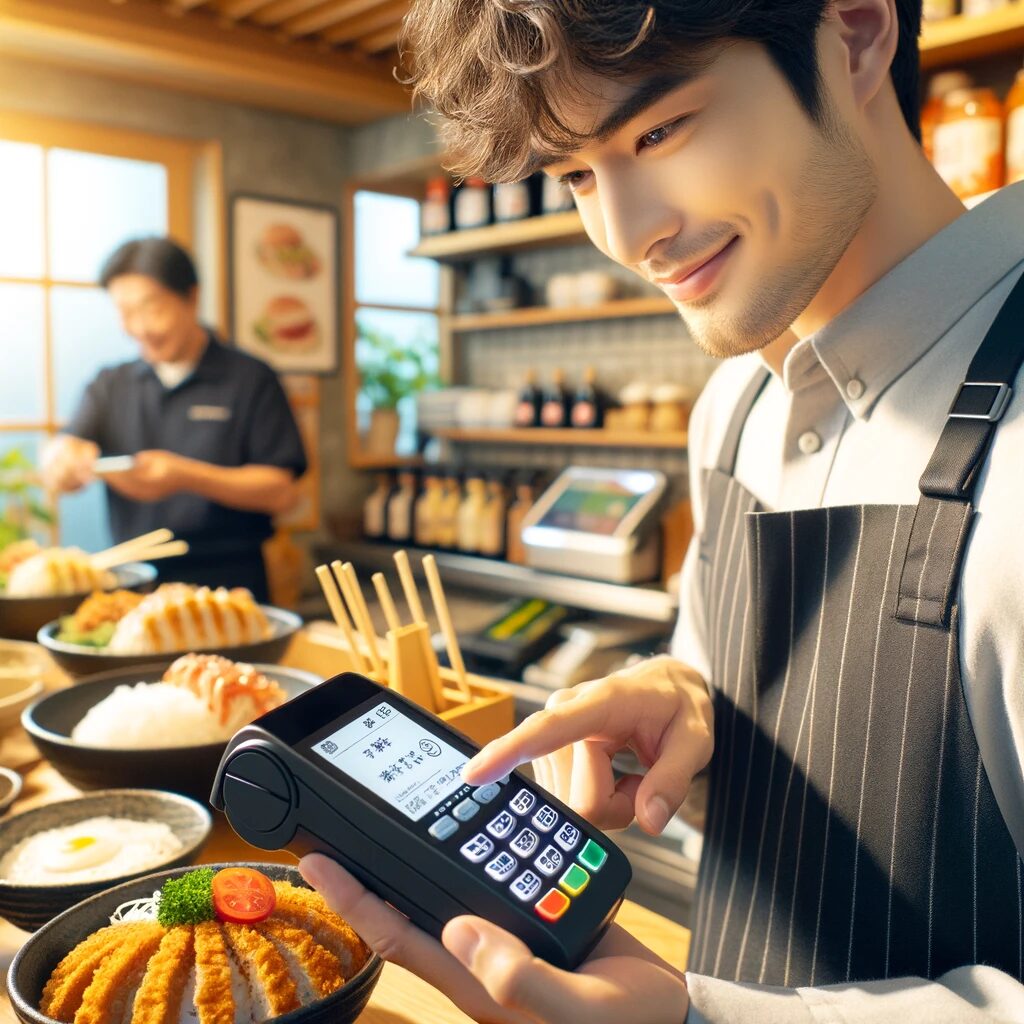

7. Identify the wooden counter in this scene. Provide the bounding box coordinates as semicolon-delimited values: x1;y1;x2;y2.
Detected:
0;641;690;1024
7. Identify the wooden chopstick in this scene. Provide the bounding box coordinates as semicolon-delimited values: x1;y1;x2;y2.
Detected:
335;561;386;678
421;554;471;698
393;549;427;624
121;540;190;564
315;564;370;674
91;528;173;569
372;572;403;633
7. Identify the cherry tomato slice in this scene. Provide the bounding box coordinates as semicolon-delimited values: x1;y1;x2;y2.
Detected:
211;867;277;924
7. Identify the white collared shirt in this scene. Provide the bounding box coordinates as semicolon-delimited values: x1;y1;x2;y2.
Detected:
672;183;1024;1022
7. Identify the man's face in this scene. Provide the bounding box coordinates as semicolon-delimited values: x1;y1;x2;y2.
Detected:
542;41;877;358
107;274;199;364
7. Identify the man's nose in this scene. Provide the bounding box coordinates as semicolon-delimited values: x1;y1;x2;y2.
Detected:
591;171;683;268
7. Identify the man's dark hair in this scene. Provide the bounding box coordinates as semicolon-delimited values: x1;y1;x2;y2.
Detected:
99;237;199;297
403;1;922;182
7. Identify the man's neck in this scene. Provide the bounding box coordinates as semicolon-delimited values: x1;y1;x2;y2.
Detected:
761;118;966;378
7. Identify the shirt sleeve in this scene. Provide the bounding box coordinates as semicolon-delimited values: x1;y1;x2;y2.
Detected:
63;373;109;448
242;369;308;477
685;965;1024;1023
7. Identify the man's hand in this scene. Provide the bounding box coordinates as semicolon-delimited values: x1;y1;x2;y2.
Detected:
103;450;190;502
299;854;688;1024
41;435;99;494
464;656;713;836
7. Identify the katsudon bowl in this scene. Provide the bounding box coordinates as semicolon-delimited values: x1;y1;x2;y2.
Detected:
22;664;322;800
7;862;383;1024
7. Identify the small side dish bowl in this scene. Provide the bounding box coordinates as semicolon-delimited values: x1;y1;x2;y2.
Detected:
0;640;48;732
0;789;212;932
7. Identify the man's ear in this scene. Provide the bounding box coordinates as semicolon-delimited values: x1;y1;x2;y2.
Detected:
827;0;899;110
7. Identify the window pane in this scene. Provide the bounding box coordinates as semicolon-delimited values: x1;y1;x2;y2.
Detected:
356;308;439;456
355;191;439;308
0;141;44;278
51;286;137;423
48;149;167;282
59;483;112;552
0;284;46;423
0;431;52;547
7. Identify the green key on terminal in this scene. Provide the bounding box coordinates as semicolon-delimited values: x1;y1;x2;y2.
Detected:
578;839;607;872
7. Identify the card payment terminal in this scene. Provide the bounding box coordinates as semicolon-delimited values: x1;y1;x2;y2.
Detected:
210;672;631;970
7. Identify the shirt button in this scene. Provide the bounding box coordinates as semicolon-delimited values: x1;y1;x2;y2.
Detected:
798;430;822;455
845;377;866;400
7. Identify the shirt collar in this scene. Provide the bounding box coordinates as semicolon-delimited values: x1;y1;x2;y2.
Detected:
132;330;224;386
777;182;1024;419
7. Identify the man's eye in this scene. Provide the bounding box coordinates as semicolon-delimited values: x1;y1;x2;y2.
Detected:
637;117;689;153
556;170;591;191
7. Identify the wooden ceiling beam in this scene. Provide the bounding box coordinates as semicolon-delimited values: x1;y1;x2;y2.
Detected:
0;0;410;123
281;0;382;37
322;0;405;45
215;0;280;20
248;0;326;25
357;21;401;53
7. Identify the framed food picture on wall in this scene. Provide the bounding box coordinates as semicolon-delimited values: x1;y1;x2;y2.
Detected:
230;194;339;374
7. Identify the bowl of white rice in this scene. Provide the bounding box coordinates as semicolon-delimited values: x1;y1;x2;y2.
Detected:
22;664;322;800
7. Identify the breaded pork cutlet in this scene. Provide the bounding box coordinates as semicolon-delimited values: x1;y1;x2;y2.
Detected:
270;883;369;978
192;922;235;1024
74;923;165;1024
222;924;299;1019
258;920;344;1000
129;927;193;1024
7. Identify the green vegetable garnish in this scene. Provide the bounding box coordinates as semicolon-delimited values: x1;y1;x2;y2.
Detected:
55;618;116;648
157;868;216;927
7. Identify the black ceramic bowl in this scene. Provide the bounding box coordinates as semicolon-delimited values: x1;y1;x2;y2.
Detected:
22;664;321;800
8;862;382;1024
0;789;212;932
36;604;302;676
0;563;157;642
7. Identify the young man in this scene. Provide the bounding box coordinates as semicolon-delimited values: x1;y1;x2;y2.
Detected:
43;238;307;600
300;2;1024;1020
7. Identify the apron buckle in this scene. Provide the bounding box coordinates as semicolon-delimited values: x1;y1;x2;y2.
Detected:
948;381;1013;422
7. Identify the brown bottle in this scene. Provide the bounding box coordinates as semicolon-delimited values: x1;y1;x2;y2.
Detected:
505;478;536;565
539;369;570;428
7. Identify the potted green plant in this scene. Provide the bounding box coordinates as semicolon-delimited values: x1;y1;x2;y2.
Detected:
357;322;438;456
0;448;53;586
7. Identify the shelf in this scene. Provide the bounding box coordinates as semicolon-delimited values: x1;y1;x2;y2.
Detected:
319;540;679;623
409;212;586;260
430;427;688;449
920;8;1024;68
450;297;677;332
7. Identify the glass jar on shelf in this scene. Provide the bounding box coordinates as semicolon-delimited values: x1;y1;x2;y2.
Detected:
933;85;1004;201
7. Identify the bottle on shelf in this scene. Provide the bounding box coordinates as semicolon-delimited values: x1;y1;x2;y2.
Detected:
1006;62;1024;186
921;70;973;164
457;473;488;554
421;176;452;236
453;177;492;230
539;368;571;428
478;474;508;559
493;177;535;223
514;369;542;428
386;470;418;543
505;475;537;565
363;472;393;540
922;0;956;20
961;0;1011;14
414;471;443;548
436;470;464;549
933;85;1005;201
570;366;604;429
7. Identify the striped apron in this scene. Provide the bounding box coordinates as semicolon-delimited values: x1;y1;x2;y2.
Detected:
689;272;1024;986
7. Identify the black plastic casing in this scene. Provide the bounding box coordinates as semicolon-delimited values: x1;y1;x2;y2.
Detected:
209;672;631;970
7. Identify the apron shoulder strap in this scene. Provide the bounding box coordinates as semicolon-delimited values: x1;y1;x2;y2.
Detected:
714;365;772;475
896;268;1024;628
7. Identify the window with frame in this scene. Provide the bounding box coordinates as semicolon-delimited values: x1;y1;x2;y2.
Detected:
352;189;440;460
0;114;195;552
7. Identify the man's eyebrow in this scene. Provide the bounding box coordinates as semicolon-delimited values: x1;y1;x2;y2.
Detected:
534;72;697;169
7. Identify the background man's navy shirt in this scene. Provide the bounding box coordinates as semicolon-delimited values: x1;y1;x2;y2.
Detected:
66;335;308;558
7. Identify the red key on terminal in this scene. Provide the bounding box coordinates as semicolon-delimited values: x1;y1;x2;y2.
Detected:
535;888;570;922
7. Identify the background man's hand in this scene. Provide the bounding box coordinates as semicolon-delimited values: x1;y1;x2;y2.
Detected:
103;449;191;502
40;435;99;494
299;854;688;1024
463;656;713;835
